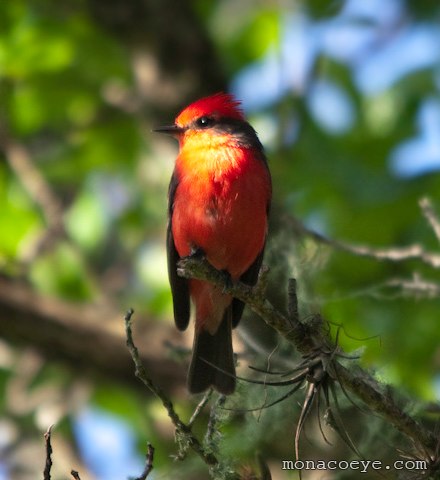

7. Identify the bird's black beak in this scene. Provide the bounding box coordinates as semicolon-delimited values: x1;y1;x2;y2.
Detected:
153;125;185;135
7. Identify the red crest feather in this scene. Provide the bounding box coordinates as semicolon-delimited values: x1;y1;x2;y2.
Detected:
176;92;244;127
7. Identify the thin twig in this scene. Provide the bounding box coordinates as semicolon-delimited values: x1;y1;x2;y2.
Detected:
188;389;213;427
205;395;226;450
134;443;155;480
2;140;64;230
287;214;440;269
124;309;219;467
1;138;65;266
420;197;440;243
43;425;54;480
385;275;440;298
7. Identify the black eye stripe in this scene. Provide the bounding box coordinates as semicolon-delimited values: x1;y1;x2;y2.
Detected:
190;117;265;151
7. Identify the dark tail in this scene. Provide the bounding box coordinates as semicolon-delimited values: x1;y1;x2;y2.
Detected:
188;308;236;395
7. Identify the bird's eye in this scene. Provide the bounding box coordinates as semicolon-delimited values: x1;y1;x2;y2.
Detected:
196;116;214;128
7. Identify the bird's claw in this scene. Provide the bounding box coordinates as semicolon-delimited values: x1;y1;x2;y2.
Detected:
220;269;233;294
188;246;205;260
184;248;233;294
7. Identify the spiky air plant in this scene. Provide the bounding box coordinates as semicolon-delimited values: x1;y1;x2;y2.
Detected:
226;339;363;477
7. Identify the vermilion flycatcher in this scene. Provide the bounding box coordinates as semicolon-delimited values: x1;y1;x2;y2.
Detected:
155;93;271;394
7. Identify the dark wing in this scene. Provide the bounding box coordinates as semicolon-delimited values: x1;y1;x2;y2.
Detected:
167;172;190;331
231;244;265;328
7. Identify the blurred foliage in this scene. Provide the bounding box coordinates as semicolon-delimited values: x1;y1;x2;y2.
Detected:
1;0;440;479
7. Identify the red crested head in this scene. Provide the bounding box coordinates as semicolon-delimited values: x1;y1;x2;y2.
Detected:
175;92;245;127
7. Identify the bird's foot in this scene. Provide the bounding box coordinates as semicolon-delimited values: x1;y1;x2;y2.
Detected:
219;269;233;293
188;246;205;260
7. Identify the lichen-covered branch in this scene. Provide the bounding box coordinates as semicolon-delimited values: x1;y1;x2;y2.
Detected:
177;257;438;457
177;258;328;356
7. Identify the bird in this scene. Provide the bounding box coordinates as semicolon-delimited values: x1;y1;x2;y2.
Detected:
155;92;272;394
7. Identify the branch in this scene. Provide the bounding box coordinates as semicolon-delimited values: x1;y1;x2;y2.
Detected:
0;136;66;267
133;443;155;480
177;258;327;357
287;214;440;269
43;425;54;480
0;137;114;304
189;389;213;427
124;309;222;469
334;363;437;454
125;311;268;478
0;277;185;393
42;429;158;480
1;139;64;232
420;197;440;243
385;275;440;299
177;257;438;456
